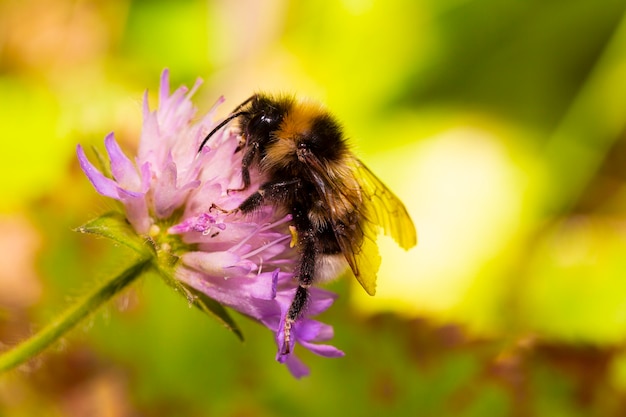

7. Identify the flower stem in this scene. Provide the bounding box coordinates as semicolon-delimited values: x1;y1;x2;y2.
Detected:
0;258;152;373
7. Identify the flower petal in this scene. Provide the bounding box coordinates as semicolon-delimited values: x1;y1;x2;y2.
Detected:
159;69;170;105
182;251;245;277
105;133;142;191
299;340;345;358
120;194;151;234
283;355;310;379
77;145;123;198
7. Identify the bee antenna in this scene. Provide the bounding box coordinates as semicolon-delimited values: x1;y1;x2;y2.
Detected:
197;110;249;153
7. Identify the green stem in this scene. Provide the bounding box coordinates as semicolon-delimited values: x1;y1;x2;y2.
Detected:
0;258;151;373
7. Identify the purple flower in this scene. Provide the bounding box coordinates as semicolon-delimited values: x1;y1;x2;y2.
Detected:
77;70;343;377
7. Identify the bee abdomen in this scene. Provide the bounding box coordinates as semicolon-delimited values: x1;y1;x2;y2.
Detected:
315;254;349;283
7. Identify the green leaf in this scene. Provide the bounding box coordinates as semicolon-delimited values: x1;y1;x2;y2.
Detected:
75;212;244;341
74;211;153;258
152;259;244;341
184;284;244;342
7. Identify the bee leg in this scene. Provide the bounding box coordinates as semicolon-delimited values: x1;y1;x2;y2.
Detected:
236;178;301;213
283;284;309;354
228;142;258;194
282;231;316;355
234;135;246;153
208;203;236;214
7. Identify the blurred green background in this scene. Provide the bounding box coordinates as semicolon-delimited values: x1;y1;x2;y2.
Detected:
2;0;626;415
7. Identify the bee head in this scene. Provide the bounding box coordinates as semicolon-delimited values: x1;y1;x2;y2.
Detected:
240;95;293;148
262;100;348;174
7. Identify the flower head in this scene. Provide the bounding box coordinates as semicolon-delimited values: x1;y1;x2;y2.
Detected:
77;70;343;377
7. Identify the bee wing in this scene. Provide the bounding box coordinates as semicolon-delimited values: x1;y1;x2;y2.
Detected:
334;215;382;296
310;157;416;296
334;159;416;295
353;159;417;250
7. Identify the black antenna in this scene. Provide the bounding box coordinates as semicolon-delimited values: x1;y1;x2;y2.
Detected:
197;111;248;152
230;94;256;114
197;95;257;153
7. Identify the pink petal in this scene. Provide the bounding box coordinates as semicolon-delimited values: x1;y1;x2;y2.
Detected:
283;355;310;379
76;144;120;198
182;251;243;276
300;341;345;358
159;69;170;105
105;133;142;190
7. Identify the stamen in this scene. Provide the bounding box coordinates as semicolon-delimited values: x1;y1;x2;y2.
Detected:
241;234;291;260
258;214;293;232
256;257;264;276
229;214;292;253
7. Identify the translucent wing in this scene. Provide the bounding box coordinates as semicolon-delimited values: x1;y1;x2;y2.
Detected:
353;159;417;250
305;154;416;296
335;216;382;296
348;159;417;294
321;158;416;296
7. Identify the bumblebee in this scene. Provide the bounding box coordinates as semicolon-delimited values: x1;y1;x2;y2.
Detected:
198;94;417;354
